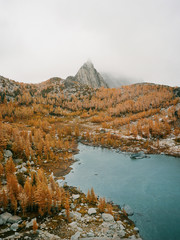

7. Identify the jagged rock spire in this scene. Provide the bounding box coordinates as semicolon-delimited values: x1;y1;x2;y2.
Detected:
74;61;108;88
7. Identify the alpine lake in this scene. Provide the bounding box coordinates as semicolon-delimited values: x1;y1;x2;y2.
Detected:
65;143;180;240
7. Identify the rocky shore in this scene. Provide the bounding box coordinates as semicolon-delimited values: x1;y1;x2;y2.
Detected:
0;141;145;240
2;134;179;240
80;132;180;158
0;187;142;240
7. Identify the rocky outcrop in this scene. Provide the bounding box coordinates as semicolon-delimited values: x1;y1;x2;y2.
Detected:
122;205;134;216
72;61;108;88
10;223;19;231
3;150;13;159
102;213;114;222
88;208;97;215
0;198;141;240
8;215;21;224
173;87;180;97
0;212;12;224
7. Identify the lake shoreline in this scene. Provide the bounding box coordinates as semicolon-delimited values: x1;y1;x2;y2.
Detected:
79;138;180;158
65;143;180;240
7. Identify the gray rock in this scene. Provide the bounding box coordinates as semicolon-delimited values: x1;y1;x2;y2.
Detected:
88;208;97;215
4;150;13;158
71;203;75;209
60;209;74;218
122;205;134;216
109;224;117;230
39;231;61;239
72;211;82;220
14;159;22;164
0;212;12;224
117;220;125;230
57;179;65;187
134;227;139;232
117;229;126;237
60;209;66;216
72;194;80;200
71;231;81;240
40;223;46;229
69;221;77;228
8;215;21;224
20;166;27;173
87;232;94;237
102;213;114;222
10;223;19;231
77;227;83;232
73;61;108;88
130;152;146;159
26;218;36;228
81;233;87;238
106;229;114;237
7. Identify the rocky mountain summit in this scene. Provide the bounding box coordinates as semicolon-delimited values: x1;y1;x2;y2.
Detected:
72;61;108;88
0;61;108;101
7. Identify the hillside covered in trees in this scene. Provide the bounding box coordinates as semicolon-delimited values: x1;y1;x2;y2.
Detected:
0;75;180;156
0;72;180;238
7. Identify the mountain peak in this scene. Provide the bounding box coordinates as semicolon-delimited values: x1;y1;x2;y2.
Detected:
83;60;94;68
74;61;108;88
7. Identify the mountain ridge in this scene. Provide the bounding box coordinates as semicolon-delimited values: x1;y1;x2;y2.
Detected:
0;61;108;90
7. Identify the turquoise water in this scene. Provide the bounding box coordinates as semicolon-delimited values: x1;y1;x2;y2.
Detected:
65;143;180;240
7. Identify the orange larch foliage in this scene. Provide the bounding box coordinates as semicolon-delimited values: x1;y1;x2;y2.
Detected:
18;191;28;216
5;157;16;175
98;197;106;213
65;197;70;222
33;219;38;233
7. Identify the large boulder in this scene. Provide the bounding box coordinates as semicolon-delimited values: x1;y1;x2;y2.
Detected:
122;204;134;216
102;213;114;222
72;194;80;200
0;212;12;224
4;150;13;159
10;223;19;231
8;215;21;224
88;208;97;215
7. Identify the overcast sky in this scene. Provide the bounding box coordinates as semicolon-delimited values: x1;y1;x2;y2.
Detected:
0;0;180;86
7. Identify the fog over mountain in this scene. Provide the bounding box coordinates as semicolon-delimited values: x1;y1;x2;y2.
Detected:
101;73;143;88
0;0;180;86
